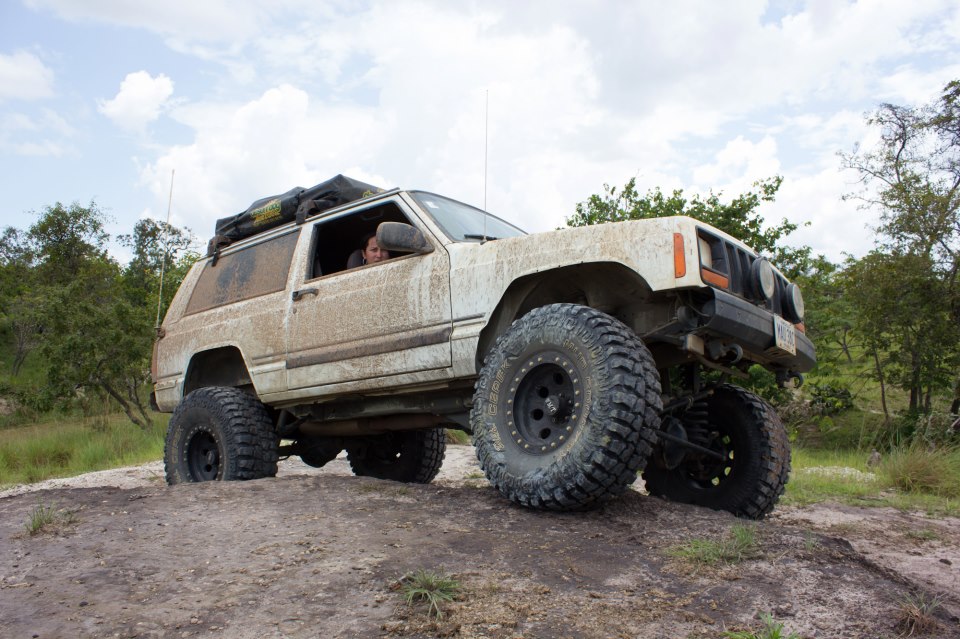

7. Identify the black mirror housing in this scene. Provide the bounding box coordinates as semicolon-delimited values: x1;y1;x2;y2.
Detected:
377;222;434;254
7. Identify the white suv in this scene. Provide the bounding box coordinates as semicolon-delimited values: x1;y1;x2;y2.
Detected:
152;176;814;519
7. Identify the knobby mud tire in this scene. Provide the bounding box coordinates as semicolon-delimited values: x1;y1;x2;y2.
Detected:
164;386;279;484
642;384;790;519
471;303;662;511
347;428;446;484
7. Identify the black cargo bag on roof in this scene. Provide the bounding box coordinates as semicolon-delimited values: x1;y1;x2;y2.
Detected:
207;174;384;255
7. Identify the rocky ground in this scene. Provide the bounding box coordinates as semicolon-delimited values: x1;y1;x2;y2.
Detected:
1;445;958;638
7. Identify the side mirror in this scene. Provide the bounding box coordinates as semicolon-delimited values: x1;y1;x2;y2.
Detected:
377;222;434;255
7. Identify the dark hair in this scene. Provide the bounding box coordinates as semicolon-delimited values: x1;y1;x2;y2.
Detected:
360;231;376;250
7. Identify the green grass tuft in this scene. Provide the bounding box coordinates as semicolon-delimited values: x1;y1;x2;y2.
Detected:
25;499;77;535
722;613;800;639
669;523;760;566
895;591;943;637
398;568;461;619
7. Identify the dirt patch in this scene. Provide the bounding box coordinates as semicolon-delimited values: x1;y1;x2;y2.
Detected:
1;445;958;638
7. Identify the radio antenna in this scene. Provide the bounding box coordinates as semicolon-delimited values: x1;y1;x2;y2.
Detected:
484;88;489;211
155;168;175;330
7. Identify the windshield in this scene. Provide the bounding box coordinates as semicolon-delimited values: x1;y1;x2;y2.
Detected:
409;191;526;241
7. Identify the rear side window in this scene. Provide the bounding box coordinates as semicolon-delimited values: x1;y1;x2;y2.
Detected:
185;229;300;315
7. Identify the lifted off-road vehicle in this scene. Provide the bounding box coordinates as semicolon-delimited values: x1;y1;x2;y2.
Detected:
152;174;814;519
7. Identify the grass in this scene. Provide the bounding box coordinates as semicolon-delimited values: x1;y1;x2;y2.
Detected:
669;523;760;566
895;592;943;637
784;445;960;516
397;568;461;619
24;499;77;535
0;412;166;488
722;613;800;639
445;429;471;445
879;444;960;498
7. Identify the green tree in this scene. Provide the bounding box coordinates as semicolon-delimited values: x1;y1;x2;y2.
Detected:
842;252;960;416
37;255;155;429
841;80;960;415
27;201;108;286
567;176;812;278
118;218;196;323
0;227;38;375
794;256;854;372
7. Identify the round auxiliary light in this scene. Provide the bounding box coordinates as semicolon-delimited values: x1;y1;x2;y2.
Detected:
784;282;805;322
751;258;776;300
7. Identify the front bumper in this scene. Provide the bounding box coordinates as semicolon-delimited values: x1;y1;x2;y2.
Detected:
700;289;816;373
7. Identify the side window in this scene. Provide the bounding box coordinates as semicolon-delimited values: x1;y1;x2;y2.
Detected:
185;229;300;315
308;201;419;279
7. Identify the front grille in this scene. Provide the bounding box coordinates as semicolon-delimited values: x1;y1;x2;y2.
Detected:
706;236;788;316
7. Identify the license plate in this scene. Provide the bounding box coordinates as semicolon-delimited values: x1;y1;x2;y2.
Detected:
774;315;796;355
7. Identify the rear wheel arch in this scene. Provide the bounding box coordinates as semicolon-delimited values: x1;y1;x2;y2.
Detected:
183;346;254;397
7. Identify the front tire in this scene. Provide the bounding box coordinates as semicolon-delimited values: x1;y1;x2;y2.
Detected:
164;386;279;484
642;384;790;519
346;428;446;483
471;304;662;511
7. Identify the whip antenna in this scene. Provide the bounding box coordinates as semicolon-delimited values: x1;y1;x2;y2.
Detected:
155;168;175;329
484;88;489;211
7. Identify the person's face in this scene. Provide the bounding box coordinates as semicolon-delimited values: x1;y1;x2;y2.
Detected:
362;236;389;263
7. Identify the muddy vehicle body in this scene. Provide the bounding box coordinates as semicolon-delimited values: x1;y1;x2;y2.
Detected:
152;176;814;518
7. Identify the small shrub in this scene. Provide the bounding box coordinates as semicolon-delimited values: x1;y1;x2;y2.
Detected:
809;383;854;416
669;523;760;566
895;591;943;637
398;569;461;619
723;613;800;639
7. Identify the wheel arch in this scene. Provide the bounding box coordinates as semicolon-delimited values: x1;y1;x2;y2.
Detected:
476;261;666;368
183;346;254;397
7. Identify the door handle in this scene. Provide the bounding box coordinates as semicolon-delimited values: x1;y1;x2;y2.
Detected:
292;287;319;301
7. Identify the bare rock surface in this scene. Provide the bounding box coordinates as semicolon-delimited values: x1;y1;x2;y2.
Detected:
1;445;958;638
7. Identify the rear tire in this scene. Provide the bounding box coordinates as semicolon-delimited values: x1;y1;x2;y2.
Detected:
347;428;446;483
643;384;790;519
164;386;279;484
471;304;662;511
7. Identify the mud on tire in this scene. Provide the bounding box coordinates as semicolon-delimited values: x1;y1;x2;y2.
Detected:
164;386;279;484
642;384;790;519
347;428;446;483
471;304;662;511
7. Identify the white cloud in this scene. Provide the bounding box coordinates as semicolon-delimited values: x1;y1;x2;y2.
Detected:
0;108;75;157
42;0;957;260
98;71;174;132
0;51;55;102
772;166;879;262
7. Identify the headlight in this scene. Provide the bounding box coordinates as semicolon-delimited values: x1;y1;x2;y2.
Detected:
750;258;776;300
783;282;805;322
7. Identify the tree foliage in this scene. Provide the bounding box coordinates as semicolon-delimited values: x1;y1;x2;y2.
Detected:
0;201;196;428
841;80;960;415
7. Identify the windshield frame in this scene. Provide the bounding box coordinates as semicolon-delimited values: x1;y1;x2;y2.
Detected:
407;191;527;242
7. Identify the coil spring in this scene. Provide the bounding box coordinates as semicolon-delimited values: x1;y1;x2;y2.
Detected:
681;399;710;446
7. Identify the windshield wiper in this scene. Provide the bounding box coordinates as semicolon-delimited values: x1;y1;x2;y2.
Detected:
463;234;499;241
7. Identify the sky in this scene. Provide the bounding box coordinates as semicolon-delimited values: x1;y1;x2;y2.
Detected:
1;0;959;264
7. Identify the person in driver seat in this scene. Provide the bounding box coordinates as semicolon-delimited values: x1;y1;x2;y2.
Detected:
347;232;391;268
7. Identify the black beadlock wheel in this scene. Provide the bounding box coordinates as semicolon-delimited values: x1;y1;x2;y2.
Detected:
471;303;662;511
347;428;446;483
164;386;279;484
642;384;791;519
